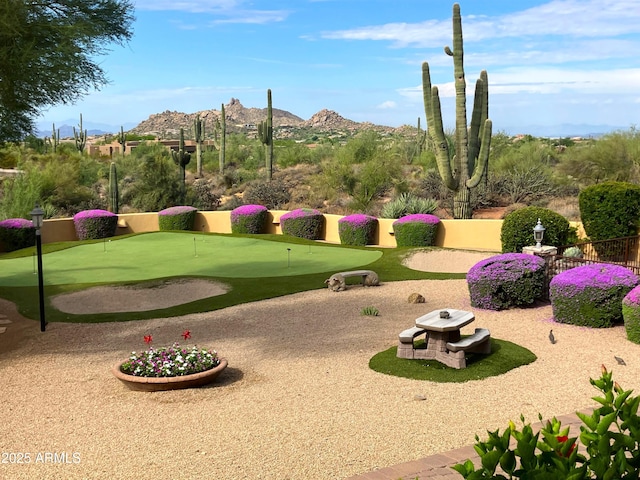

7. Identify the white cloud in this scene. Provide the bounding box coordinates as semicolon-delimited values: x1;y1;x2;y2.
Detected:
377;101;397;109
134;0;289;23
398;67;640;100
320;0;640;47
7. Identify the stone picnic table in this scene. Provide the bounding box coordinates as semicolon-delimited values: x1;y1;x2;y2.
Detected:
397;309;491;369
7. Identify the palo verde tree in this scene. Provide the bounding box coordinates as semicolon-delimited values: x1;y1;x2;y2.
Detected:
422;3;492;219
0;0;134;142
258;89;274;180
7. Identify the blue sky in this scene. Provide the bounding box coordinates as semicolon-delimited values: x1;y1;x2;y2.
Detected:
40;0;640;134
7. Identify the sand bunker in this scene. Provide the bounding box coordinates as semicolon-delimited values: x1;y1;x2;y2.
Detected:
51;279;229;314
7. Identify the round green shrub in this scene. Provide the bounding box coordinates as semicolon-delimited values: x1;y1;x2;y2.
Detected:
73;209;118;240
550;264;639;327
230;204;268;234
280;208;324;240
623;285;640;344
0;218;35;252
338;214;377;246
501;206;570;253
579;181;640;259
467;253;546;310
158;206;197;231
392;214;440;247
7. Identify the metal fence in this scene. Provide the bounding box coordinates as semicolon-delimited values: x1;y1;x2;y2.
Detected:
539;235;640;300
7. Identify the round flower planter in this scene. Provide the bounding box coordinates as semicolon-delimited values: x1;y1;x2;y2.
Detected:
112;358;228;392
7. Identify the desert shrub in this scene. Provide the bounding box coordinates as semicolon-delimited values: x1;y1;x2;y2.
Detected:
550;264;639;327
623;286;640;344
392;214;440;247
186;179;221;211
230;204;268;234
243;179;290;209
218;195;244;211
158;206;197;231
501;206;570;253
0;218;35;251
380;192;438;219
360;306;380;316
497;165;557;204
579;181;640;249
73;209;118;240
280;208;324;240
467;253;546;310
563;246;583;258
338;214;377;246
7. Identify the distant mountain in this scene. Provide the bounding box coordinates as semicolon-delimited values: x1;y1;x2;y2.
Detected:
129;99;399;137
504;123;629;138
36;119;137;138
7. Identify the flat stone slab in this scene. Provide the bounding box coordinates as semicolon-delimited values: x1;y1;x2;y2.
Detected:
0;327;6;334
0;314;7;319
0;319;11;325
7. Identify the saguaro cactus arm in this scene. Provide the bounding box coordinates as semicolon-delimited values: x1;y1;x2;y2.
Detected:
422;63;456;190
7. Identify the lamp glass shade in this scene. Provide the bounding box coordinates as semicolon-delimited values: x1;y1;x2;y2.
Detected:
533;218;545;246
30;204;45;229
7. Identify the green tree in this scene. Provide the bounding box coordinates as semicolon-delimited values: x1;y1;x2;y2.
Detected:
0;0;134;141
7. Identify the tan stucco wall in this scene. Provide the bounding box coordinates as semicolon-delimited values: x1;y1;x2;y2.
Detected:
38;210;505;251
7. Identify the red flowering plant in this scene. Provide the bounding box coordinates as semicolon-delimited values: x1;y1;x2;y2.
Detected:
454;365;640;478
120;330;220;378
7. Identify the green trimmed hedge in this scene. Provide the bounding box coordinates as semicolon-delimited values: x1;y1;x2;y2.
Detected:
579;181;640;259
280;208;324;240
338;214;377;246
230;204;268;234
501;206;570;253
392;214;440;247
158;206;197;231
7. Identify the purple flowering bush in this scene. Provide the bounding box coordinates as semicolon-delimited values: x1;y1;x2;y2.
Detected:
338;214;378;246
73;209;118;240
392;214;440;247
467;253;546;310
550;264;639;327
623;286;640;343
280;208;324;240
0;218;35;252
158;206;198;231
230;204;268;234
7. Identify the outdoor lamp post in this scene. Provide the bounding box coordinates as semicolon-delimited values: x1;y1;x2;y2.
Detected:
533;218;545;250
30;203;46;332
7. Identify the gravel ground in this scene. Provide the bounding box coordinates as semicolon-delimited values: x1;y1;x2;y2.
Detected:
1;250;639;479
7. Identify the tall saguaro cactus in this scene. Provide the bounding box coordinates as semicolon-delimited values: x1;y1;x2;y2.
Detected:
258;89;273;181
108;162;119;214
73;113;87;153
117;126;126;156
415;117;427;161
218;104;226;175
193;114;205;176
171;128;191;201
422;3;492;219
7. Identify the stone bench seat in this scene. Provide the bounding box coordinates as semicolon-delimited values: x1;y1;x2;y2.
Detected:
399;326;427;344
397;326;428;359
446;328;491;354
325;270;379;291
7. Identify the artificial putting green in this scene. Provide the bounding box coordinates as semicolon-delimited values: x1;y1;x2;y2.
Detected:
0;232;382;287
